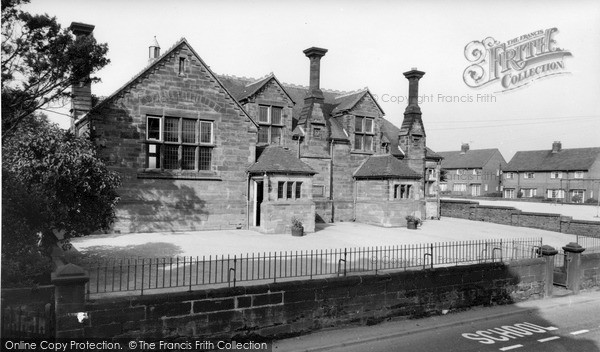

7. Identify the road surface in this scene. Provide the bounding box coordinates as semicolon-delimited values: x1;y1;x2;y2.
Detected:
275;290;600;352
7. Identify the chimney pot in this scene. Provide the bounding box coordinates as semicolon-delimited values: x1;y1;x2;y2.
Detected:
303;47;328;101
460;143;470;154
552;141;562;153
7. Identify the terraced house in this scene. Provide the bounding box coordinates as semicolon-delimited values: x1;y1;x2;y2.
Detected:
437;144;506;197
70;22;441;234
503;141;600;202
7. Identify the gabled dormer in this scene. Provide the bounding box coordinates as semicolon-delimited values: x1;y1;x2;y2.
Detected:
331;88;385;154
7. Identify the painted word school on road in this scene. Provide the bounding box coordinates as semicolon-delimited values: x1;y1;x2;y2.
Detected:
462;322;557;345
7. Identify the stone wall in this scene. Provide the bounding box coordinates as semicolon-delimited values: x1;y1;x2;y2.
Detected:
82;259;546;340
580;252;600;289
260;201;316;234
441;199;600;236
355;200;424;227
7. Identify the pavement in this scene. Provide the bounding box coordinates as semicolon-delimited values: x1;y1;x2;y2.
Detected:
272;288;600;352
69;218;579;259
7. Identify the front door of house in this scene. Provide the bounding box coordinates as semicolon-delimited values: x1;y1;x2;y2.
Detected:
471;184;481;196
254;180;264;226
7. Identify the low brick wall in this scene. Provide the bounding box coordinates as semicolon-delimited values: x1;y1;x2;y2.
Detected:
440;199;477;219
441;199;600;236
83;259;546;340
562;219;600;236
580;252;600;289
472;205;517;225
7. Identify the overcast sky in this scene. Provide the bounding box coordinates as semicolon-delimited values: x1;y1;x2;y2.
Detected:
26;0;600;160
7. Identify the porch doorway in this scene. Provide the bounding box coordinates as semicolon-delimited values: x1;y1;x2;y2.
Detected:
254;180;264;226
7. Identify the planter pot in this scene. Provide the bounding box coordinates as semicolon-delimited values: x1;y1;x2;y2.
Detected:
291;226;304;237
407;221;417;230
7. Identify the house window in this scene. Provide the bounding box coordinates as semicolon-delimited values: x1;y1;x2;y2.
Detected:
426;168;436;180
439;183;448;192
570;189;585;203
505;172;514;179
258;105;284;144
524;172;535;179
522;188;537;198
354;116;374;151
145;115;213;171
277;181;302;200
484;184;489;192
547;189;565;199
453;183;467;192
474;169;482;176
456;169;465;175
550;171;563;179
573;171;584;179
471;184;481;196
312;185;325;197
504;189;515;198
394;184;412;199
178;57;186;75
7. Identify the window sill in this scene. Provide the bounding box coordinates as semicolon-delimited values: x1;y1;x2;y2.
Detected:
351;150;375;155
137;169;222;180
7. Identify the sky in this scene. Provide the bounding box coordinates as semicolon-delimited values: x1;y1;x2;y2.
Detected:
25;0;600;160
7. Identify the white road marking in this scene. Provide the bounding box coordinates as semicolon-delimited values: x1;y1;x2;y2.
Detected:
545;326;558;331
570;330;590;335
538;336;560;342
499;345;523;351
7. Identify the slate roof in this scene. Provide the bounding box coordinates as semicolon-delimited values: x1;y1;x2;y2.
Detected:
354;154;421;179
504;147;600;172
437;149;500;169
247;146;316;174
218;74;295;103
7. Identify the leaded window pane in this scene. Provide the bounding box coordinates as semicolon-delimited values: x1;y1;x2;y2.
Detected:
198;147;211;171
182;119;196;143
163;145;179;169
182;146;195;170
164;117;179;142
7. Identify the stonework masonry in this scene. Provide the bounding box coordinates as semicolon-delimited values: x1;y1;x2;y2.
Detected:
82;259;546;340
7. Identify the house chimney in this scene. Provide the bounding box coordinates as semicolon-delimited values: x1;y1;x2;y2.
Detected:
552;141;562;153
403;68;425;114
69;22;95;127
460;143;470;154
303;47;328;101
149;36;160;63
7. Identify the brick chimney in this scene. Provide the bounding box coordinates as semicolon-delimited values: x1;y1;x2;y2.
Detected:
403;67;425;114
69;22;95;128
399;68;427;174
552;141;562;153
149;36;160;63
303;47;328;101
460;143;470;154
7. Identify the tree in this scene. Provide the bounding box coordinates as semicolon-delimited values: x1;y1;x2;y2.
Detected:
1;0;109;137
2;115;121;286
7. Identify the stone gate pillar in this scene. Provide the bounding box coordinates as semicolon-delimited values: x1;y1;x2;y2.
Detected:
563;242;585;295
538;245;558;298
51;263;89;337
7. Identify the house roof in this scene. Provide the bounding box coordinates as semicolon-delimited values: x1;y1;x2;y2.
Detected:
218;73;295;104
330;89;385;117
354;154;421;179
504;147;600;172
437;149;499;169
425;147;443;160
247;146;316;174
80;38;257;128
379;118;405;157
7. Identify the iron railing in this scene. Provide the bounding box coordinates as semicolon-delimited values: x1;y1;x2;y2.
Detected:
577;233;600;252
81;238;542;296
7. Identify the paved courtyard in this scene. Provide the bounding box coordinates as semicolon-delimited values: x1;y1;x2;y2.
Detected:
69;217;580;259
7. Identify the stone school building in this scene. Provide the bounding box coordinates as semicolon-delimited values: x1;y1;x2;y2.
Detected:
70;22;442;234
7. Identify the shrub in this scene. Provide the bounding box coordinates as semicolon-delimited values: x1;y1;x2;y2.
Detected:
585;198;598;204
